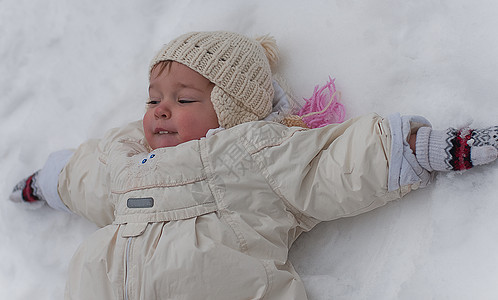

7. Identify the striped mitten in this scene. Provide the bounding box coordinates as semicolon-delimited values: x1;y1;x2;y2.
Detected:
9;171;45;204
415;126;498;172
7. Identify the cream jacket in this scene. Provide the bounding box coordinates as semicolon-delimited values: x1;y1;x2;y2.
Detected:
58;113;421;299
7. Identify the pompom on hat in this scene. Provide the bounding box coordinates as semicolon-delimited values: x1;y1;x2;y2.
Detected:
150;31;278;129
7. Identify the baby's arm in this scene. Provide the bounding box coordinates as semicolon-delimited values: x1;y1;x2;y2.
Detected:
9;121;145;227
7;121;146;227
9;138;115;227
257;113;404;226
256;113;497;228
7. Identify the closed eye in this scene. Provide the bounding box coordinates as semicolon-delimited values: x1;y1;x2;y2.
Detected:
178;99;196;104
146;100;160;105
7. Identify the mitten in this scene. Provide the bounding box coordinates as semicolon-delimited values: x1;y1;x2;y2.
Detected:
8;149;74;211
9;171;46;204
415;126;498;172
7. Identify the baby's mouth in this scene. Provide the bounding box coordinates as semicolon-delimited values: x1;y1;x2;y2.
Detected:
154;128;177;135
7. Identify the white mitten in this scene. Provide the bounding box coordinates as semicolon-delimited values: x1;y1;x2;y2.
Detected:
416;126;498;172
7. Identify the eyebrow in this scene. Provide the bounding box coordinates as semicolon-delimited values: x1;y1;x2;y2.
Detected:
178;82;206;92
148;81;212;94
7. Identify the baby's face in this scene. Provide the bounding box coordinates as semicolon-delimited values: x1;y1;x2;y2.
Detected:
143;61;219;149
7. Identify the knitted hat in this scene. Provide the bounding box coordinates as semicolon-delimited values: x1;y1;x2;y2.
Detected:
150;31;278;129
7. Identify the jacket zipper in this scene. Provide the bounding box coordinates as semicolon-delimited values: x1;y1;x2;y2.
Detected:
125;237;132;300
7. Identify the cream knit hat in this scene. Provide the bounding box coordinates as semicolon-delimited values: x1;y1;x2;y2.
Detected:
150;31;279;128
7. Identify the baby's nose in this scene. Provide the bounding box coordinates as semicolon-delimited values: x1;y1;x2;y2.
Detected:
155;104;171;119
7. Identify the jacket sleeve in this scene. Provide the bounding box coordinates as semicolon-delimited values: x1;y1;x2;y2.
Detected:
255;113;421;227
57;136;115;227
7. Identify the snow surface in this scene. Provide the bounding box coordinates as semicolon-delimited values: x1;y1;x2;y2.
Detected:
1;0;498;299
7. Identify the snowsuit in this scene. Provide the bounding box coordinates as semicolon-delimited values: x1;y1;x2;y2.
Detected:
54;113;428;299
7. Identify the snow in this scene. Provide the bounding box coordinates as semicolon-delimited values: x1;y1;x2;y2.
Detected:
1;0;498;299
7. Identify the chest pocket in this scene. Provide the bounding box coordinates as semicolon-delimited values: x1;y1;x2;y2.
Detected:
109;141;218;226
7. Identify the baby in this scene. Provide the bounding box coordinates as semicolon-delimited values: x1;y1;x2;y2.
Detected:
10;31;498;299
